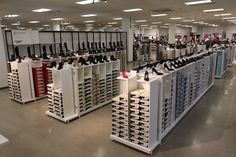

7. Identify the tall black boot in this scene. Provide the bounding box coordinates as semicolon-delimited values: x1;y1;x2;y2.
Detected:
42;45;49;59
64;42;69;52
15;46;20;58
27;46;32;58
49;45;54;56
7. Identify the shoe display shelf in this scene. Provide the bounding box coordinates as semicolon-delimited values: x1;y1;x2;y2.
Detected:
46;60;120;122
215;47;231;79
228;45;235;67
7;61;35;104
111;53;217;154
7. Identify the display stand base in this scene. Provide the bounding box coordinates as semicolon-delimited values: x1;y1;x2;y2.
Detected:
110;135;160;155
10;95;47;104
46;111;79;123
80;100;112;116
160;83;214;140
215;68;229;79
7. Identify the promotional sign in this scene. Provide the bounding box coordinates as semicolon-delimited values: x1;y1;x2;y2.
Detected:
12;30;40;45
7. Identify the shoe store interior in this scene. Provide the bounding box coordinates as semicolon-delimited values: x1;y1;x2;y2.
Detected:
0;0;236;156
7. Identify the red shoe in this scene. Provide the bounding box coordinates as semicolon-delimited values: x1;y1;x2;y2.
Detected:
122;70;128;78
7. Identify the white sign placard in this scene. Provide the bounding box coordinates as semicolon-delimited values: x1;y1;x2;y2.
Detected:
12;30;40;45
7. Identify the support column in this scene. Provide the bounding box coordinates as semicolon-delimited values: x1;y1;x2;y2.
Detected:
168;24;176;44
122;17;134;62
52;22;60;31
0;21;8;88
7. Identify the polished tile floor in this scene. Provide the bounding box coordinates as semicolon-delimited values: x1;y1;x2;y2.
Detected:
0;66;236;157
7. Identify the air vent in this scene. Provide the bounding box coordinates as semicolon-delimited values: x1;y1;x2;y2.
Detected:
151;8;175;13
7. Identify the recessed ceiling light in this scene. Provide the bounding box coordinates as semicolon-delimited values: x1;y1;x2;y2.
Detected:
152;22;162;24
135;20;146;23
84;20;95;23
222;17;236;20
183;19;195;22
108;22;118;24
81;14;97;17
185;0;212;6
151;14;167;17
11;22;21;26
170;17;183;20
51;18;64;21
4;14;19;18
106;25;112;27
160;26;168;28
164;23;170;25
123;8;142;12
43;24;50;27
29;21;40;24
76;0;100;5
86;24;93;26
214;13;232;17
140;24;148;27
203;8;224;12
113;18;123;20
193;21;204;24
32;8;51;12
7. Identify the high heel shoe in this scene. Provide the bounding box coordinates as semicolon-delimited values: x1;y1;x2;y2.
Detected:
144;71;149;81
122;70;128;78
164;63;174;71
152;67;163;75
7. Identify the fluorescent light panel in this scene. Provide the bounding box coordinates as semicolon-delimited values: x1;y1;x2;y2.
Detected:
43;24;50;27
214;13;231;16
203;8;224;12
32;8;51;12
170;17;183;20
4;14;19;18
108;22;118;24
113;18;122;20
84;20;95;23
183;19;195;22
81;14;97;17
151;14;167;17
135;20;146;23
185;0;212;6
222;17;236;20
11;23;20;26
51;18;64;20
152;22;162;24
123;8;142;12
29;21;40;23
76;0;100;5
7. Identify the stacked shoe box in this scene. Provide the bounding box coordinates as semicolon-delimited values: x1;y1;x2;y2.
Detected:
130;90;150;148
208;56;214;86
7;73;14;99
183;76;190;108
43;62;53;93
99;78;106;103
175;72;184;119
106;73;112;101
32;67;46;97
117;51;127;70
112;95;129;140
11;69;22;101
112;69;119;97
53;89;64;118
92;73;100;106
84;77;93;111
47;84;54;113
162;98;172;132
193;65;201;101
78;82;85;112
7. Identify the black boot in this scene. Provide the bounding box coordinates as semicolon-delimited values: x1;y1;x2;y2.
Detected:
68;58;73;65
57;62;64;70
18;56;22;63
64;42;69;52
49;61;57;68
103;56;109;62
144;71;149;81
152;67;163;75
59;43;63;53
15;46;20;59
102;42;107;52
27;46;32;58
164;63;174;71
10;54;16;61
49;45;54;56
43;45;49;59
110;55;117;61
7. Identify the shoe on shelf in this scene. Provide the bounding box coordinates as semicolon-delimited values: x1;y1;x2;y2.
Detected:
49;45;54;56
31;54;40;61
103;56;110;62
57;62;64;70
110;55;117;61
164;63;174;71
27;46;32;58
144;71;149;81
15;46;20;59
152;67;163;75
122;70;128;78
18;56;22;63
49;61;57;68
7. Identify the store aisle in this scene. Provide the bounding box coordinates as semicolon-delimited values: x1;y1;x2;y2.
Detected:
0;66;236;157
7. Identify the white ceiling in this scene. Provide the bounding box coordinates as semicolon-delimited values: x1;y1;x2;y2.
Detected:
1;0;236;30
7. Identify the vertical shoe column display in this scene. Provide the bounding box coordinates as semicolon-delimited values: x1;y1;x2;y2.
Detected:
112;95;129;140
112;61;120;97
117;50;127;70
7;73;14;99
84;66;93;111
215;48;230;79
47;84;54;113
43;61;53;93
53;89;64;118
99;64;106;104
92;73;100;106
11;69;21;101
32;61;46;98
106;63;112;101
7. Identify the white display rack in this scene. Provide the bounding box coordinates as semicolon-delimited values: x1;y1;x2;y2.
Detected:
215;47;230;79
46;59;120;122
228;45;235;67
111;53;217;154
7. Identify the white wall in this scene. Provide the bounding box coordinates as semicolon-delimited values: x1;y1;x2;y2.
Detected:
0;28;8;88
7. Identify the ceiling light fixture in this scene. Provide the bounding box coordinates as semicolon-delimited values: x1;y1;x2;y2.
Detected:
113;18;122;20
170;17;183;20
4;14;19;18
152;22;162;24
183;19;195;22
151;14;167;17
222;17;236;20
43;24;50;27
11;23;21;26
123;8;142;12
29;21;40;24
108;22;118;24
160;26;168;28
32;8;51;12
164;23;170;26
214;13;232;17
76;0;101;5
81;14;97;17
184;0;212;6
203;8;224;12
51;18;64;21
84;20;95;23
135;20;146;23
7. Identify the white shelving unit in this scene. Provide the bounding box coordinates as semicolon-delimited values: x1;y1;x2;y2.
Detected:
215;48;230;79
228;45;235;67
46;60;120;122
111;53;217;154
